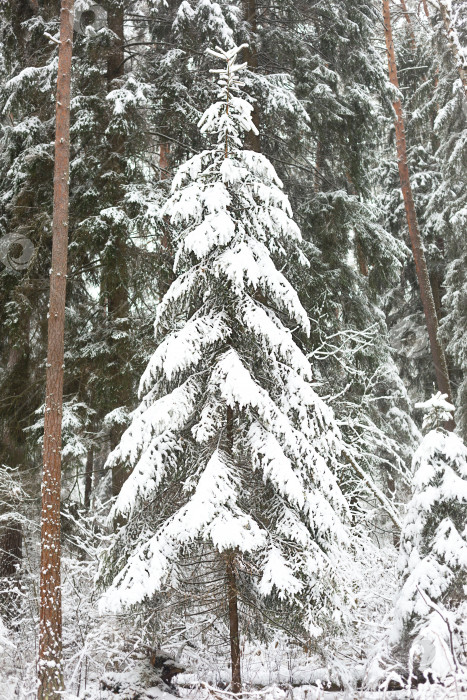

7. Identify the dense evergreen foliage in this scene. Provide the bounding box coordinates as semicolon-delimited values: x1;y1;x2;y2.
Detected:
0;0;466;696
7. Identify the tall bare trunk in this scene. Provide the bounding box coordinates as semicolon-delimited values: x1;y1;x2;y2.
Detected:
226;552;242;694
225;405;242;694
38;0;74;697
382;0;454;426
242;0;261;152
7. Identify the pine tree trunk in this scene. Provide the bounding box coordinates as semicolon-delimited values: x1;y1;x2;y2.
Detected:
38;0;74;697
430;270;442;320
226;552;242;695
160;142;171;181
225;405;242;694
84;447;93;510
356;238;369;277
382;0;454;426
107;5;124;85
242;0;261;152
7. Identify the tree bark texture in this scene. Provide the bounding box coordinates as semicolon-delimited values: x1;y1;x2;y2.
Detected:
226;553;242;695
382;0;454;425
38;0;74;697
225;406;242;694
84;447;94;510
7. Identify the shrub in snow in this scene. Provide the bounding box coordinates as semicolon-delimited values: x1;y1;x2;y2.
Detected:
393;396;467;681
99;44;352;678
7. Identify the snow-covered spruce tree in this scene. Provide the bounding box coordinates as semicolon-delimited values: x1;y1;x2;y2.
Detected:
392;394;467;680
65;0;162;498
253;0;416;511
100;45;351;692
425;1;467;442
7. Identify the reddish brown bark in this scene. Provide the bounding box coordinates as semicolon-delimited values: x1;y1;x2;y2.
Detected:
38;1;74;697
160;142;171;181
382;0;454;426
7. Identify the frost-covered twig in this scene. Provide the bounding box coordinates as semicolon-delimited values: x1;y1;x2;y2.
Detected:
344;451;402;529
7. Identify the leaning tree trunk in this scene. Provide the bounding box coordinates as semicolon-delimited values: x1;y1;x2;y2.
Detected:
38;0;74;697
382;0;454;426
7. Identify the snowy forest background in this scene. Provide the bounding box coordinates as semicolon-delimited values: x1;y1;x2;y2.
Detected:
1;0;467;697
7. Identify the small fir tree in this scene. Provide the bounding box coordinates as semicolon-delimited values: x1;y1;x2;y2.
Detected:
100;44;352;691
393;395;467;678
